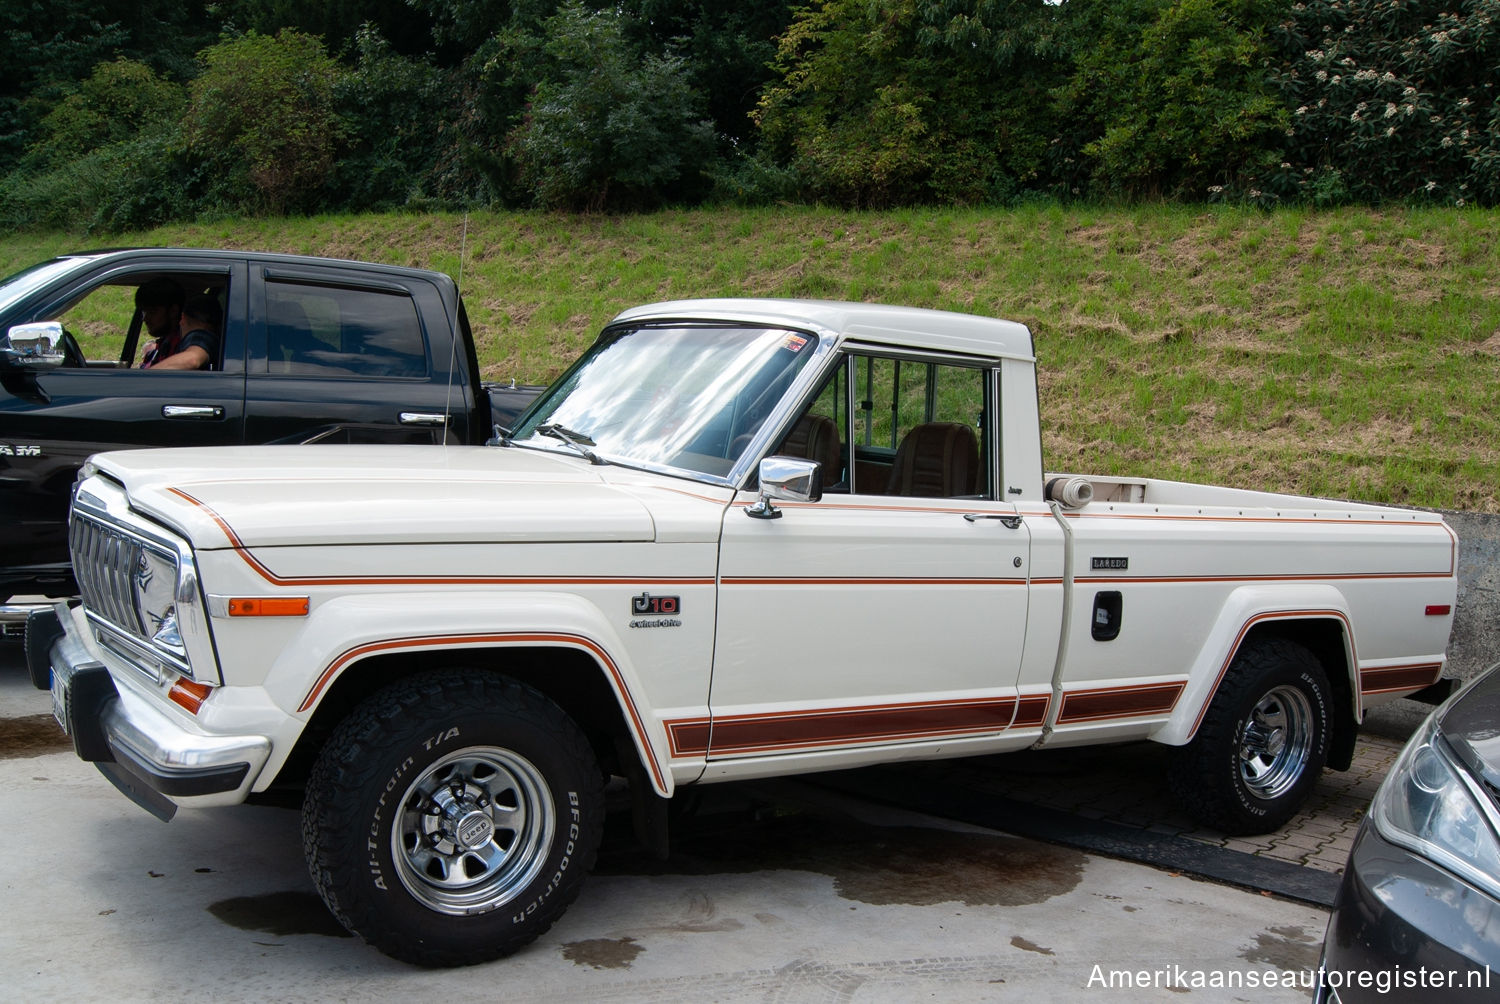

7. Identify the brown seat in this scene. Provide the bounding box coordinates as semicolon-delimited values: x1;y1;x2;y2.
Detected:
885;422;980;497
777;414;842;481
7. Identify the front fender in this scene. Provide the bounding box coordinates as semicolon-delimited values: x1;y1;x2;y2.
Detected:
1150;583;1355;747
259;590;677;797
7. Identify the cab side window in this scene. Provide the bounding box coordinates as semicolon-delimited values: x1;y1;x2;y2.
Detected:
782;353;990;499
773;361;849;489
266;281;428;378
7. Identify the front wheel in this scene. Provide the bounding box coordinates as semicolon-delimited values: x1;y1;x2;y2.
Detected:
1169;639;1333;835
302;670;603;966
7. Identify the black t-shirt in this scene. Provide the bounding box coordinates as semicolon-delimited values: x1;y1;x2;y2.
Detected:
141;326;220;369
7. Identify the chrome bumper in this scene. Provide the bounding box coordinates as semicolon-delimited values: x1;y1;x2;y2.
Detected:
28;605;271;821
2;598;55;639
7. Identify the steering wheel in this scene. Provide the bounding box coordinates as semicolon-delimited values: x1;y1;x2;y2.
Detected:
57;328;86;368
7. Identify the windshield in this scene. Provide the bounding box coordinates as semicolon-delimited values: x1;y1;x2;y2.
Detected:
511;323;820;479
0;257;92;316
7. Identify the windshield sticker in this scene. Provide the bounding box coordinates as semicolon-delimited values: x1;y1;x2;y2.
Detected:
781;333;809;352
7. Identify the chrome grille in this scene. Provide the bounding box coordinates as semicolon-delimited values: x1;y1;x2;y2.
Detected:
71;514;145;634
69;510;192;679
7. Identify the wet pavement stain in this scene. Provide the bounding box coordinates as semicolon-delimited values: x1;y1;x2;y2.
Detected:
208;891;353;939
1010;936;1055;956
668;891;744;933
0;715;72;758
1240;925;1320;971
600;806;1087;908
561;936;644;970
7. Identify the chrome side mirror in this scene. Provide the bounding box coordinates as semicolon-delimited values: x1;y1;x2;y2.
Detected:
0;321;66;370
745;456;823;520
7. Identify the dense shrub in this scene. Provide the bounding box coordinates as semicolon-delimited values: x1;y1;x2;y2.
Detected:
1258;0;1500;206
4;0;1498;225
183;30;345;214
754;0;1064;207
0;0;215;174
30;59;184;167
1051;0;1288;200
0;59;189;232
508;2;715;209
331;27;460;210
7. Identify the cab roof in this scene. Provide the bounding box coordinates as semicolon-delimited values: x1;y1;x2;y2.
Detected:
610;298;1035;363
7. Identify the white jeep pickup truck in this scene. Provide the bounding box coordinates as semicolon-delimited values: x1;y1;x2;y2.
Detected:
30;299;1457;966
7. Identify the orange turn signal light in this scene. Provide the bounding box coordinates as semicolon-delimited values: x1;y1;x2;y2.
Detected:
168;677;213;715
227;596;310;617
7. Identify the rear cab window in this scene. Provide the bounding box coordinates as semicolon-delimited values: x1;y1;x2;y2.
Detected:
264;280;429;378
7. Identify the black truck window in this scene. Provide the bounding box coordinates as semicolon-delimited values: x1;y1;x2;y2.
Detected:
51;273;229;368
266;281;428;378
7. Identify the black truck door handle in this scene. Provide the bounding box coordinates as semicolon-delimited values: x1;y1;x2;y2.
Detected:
162;405;224;420
399;412;449;426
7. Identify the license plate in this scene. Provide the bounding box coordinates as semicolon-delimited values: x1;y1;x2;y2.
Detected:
50;670;69;736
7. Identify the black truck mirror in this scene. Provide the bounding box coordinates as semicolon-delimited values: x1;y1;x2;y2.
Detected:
0;321;67;371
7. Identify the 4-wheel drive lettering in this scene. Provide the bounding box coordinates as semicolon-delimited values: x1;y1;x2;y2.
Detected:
32;298;1458;967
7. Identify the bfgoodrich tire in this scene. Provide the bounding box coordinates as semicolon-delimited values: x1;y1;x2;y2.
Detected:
302;670;603;967
1169;639;1333;835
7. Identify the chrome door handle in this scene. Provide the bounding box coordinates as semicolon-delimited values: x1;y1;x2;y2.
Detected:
162;405;224;420
399;412;449;426
964;513;1023;529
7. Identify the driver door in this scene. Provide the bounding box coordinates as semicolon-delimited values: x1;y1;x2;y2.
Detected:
0;257;248;576
702;351;1035;775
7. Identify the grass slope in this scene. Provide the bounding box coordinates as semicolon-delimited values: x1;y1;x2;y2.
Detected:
3;205;1496;511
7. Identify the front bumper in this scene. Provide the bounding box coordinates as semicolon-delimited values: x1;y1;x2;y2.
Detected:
3;595;64;639
28;605;271;821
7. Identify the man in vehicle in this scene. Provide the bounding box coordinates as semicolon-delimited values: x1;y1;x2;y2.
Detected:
140;284;219;370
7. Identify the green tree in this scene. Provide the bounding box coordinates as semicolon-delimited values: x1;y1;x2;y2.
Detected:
183;30;344;214
1051;0;1287;200
211;0;440;59
332;26;466;209
0;0;216;172
0;56;190;232
31;59;184;166
508;2;714;209
624;1;797;151
755;0;1065;207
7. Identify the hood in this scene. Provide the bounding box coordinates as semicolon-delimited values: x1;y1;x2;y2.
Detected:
89;444;659;547
1437;662;1500;791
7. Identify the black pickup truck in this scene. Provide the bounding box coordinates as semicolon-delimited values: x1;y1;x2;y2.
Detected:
0;248;542;623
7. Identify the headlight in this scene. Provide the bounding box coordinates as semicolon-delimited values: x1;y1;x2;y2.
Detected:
1372;713;1500;900
133;543;187;653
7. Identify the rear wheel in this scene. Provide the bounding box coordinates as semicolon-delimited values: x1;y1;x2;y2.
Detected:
302;670;603;966
1169;639;1332;835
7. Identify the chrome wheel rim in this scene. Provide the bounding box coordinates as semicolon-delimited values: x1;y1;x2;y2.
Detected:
392;746;554;915
1238;685;1314;801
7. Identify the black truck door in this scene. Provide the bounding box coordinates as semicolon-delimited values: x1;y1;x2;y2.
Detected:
0;256;249;589
244;265;475;445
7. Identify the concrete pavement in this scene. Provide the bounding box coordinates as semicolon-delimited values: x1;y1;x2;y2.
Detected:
826;697;1428;910
2;652;1337;1001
